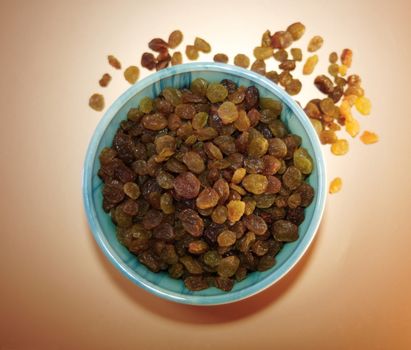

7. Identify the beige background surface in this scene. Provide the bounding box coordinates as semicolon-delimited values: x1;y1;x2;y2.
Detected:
1;0;411;349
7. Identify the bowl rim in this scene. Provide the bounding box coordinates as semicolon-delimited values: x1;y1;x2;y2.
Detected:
83;62;327;305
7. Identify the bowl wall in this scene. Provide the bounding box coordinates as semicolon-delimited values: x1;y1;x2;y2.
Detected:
83;62;326;305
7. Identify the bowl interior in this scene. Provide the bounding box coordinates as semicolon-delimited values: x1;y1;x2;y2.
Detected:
83;63;326;305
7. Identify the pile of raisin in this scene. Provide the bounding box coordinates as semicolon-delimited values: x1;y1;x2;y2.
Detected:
98;79;315;291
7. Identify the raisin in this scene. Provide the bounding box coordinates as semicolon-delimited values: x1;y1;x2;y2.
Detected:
217;230;237;247
173;172;201;199
268;138;287;158
211;205;228;224
217;101;239;124
194;37;211;53
282;166;302;190
169;263;184;279
270;31;293;49
171;51;183;66
141;52;157;70
290;48;303;61
231;168;246;184
243;214;268;235
168;30;183;49
188;240;209;254
206;83;228;103
142;113;168;131
314;75;334;94
217;256;240;278
279;59;296;71
138;251;160;272
99;73;111;87
319;130;338;144
124;66;139;84
287;207;305;225
178;209;204;237
331;139;349;155
196;187;219;209
214;53;229;63
355;96;372;115
285;79;302;95
293;148;313;174
295;183;314;207
253;47;273;60
123;182;140;200
204;142;223;160
257;255;276;271
215;277;234;291
274;50;288;64
308;36;324;52
360;131;379;144
103;183;124;204
184;276;208;291
341;49;353;68
265;70;279;83
251;60;266;75
226;200;246;222
261;30;272;47
329;177;343;194
89;93;104;111
185;45;199;60
234;54;250;68
182;151;205;174
160;192;175;214
107;55;121;69
153;223;175;241
180;255;203;274
303;55;318;75
242;174;268;194
287;22;305;40
329;52;338;63
213;178;230;205
272;220;298;242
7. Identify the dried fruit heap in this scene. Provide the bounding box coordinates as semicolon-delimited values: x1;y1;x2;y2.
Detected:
98;79;315;291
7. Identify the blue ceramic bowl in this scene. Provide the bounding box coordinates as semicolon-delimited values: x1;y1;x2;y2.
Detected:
83;62;326;305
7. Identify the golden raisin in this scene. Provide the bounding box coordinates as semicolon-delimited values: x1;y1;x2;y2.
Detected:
339;65;348;76
226;200;246;222
355;96;372;115
234;110;250;131
242;174;268;194
329;177;342;194
232;168;246;184
345;118;360;137
319;130;338;144
341;49;353;68
331;139;349;155
303;55;318;75
360;131;379;144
